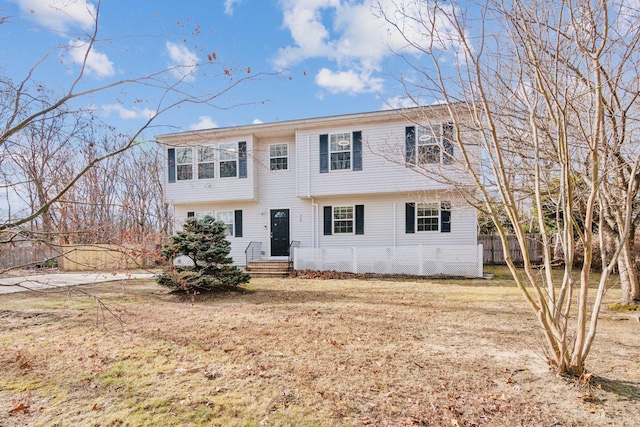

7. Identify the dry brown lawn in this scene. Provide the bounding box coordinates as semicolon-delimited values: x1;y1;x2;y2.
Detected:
0;267;638;426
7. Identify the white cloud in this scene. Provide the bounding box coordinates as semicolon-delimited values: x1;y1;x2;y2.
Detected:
224;0;242;16
276;0;464;93
384;96;419;110
99;104;155;120
68;39;115;77
15;0;97;31
252;119;263;124
315;68;383;94
190;116;218;130
166;41;199;82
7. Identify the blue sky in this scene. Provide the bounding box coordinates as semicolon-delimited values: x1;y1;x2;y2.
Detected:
1;0;444;137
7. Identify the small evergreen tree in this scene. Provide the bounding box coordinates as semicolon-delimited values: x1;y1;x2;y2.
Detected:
156;215;250;292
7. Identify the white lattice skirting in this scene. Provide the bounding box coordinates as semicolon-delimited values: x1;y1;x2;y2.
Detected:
293;245;484;278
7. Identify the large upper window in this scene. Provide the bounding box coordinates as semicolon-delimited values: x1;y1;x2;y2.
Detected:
198;147;216;179
417;126;441;164
406;123;453;166
176;148;193;181
330;133;351;170
219;143;238;178
270;143;288;171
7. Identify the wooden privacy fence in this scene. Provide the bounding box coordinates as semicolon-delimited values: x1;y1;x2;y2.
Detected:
58;244;155;271
0;245;61;270
478;234;544;265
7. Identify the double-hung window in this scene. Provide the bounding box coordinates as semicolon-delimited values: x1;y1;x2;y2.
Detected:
333;206;354;234
417;126;441;164
406;123;454;166
330;133;351;170
323;205;364;235
320;131;362;173
176;148;193;181
406;201;452;233
270;143;288;171
219;143;238;178
198;147;216;179
216;210;234;236
417;202;439;231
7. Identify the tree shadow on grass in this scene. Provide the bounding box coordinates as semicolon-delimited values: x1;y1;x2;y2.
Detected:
593;376;640;401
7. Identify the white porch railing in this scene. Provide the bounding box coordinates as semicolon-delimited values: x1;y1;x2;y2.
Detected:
293;245;483;278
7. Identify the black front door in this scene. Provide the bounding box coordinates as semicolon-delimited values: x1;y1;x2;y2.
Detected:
270;209;290;257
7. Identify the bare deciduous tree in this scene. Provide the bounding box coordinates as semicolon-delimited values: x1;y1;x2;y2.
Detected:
379;0;640;375
0;1;274;272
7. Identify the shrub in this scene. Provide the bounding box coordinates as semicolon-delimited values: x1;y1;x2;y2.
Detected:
156;215;250;293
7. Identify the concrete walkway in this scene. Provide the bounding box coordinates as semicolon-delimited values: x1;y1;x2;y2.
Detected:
0;272;156;295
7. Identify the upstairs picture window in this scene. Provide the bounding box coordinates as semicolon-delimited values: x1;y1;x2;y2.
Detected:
198;147;216;179
219;143;238;178
406;123;454;165
176;148;193;180
270;143;288;171
330;132;351;170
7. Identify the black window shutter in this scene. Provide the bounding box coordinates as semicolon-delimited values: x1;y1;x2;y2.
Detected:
441;202;451;233
323;206;332;235
319;134;329;173
234;210;243;237
353;131;362;171
405;203;415;234
355;205;364;235
187;211;195;218
442;122;454;164
167;148;176;183
238;141;247;178
405;127;416;165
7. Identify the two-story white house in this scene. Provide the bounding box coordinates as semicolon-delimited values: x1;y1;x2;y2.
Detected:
157;106;483;277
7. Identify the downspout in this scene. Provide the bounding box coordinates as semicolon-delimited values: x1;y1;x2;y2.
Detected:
308;135;317;248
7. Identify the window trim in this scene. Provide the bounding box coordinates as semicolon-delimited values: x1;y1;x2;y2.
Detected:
269;143;289;171
416;202;439;232
332;205;355;234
